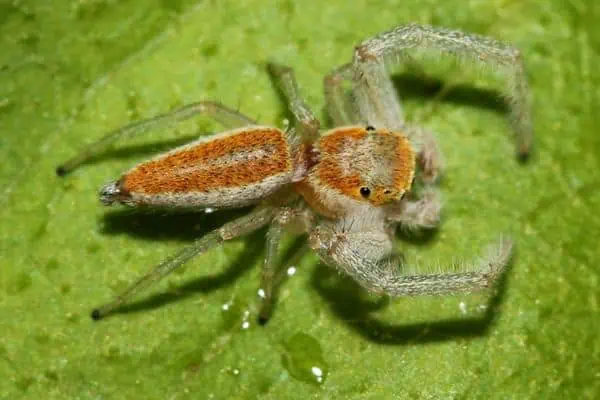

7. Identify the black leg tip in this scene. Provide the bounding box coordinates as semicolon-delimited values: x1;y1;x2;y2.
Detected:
517;143;532;163
258;315;270;326
517;150;530;163
56;166;68;177
90;309;103;321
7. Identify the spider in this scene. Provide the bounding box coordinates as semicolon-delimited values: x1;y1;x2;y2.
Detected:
57;24;532;324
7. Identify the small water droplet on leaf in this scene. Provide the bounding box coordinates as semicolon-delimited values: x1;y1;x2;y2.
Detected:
281;332;328;386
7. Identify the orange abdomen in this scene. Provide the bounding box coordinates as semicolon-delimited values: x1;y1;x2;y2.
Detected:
117;126;295;209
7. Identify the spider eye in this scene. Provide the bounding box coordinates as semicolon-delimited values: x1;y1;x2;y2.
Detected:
360;187;371;198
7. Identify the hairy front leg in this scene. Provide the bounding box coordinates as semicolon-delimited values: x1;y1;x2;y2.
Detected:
386;187;442;231
406;125;444;183
352;23;533;158
309;221;512;297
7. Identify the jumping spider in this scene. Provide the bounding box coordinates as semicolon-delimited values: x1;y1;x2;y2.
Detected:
57;24;532;323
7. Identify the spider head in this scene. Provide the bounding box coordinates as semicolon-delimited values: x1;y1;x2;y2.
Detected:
295;125;415;217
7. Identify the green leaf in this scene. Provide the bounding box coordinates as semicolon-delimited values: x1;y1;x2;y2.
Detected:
1;1;598;398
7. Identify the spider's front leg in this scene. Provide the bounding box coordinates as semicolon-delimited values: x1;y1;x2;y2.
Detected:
309;219;512;297
351;24;533;158
406;125;444;183
386;187;442;231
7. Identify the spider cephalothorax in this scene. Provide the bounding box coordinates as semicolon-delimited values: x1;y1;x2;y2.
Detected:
295;126;415;218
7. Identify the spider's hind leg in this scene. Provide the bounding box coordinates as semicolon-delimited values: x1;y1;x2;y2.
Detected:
56;101;257;175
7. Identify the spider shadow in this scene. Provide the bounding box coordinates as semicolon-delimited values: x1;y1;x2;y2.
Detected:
392;72;533;163
391;71;509;114
310;255;512;345
100;206;249;240
320;70;508;128
396;225;440;246
95;207;265;317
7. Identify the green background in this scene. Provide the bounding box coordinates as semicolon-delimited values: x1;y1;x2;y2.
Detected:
1;0;598;398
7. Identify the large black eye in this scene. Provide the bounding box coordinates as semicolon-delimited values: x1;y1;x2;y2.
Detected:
360;187;371;198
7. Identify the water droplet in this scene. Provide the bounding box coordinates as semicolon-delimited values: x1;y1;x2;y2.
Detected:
257;288;266;298
287;266;297;276
311;366;323;383
241;310;251;330
220;299;251;330
281;332;328;386
459;301;468;315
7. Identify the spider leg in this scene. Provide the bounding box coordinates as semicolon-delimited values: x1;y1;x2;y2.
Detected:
258;220;284;323
258;206;314;323
387;187;442;231
91;206;275;320
323;63;361;126
309;221;512;296
267;62;320;142
352;24;532;157
56;101;257;175
406;125;444;183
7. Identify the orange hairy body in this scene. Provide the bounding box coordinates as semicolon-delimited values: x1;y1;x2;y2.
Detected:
110;126;295;209
108;125;415;216
123;127;291;194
